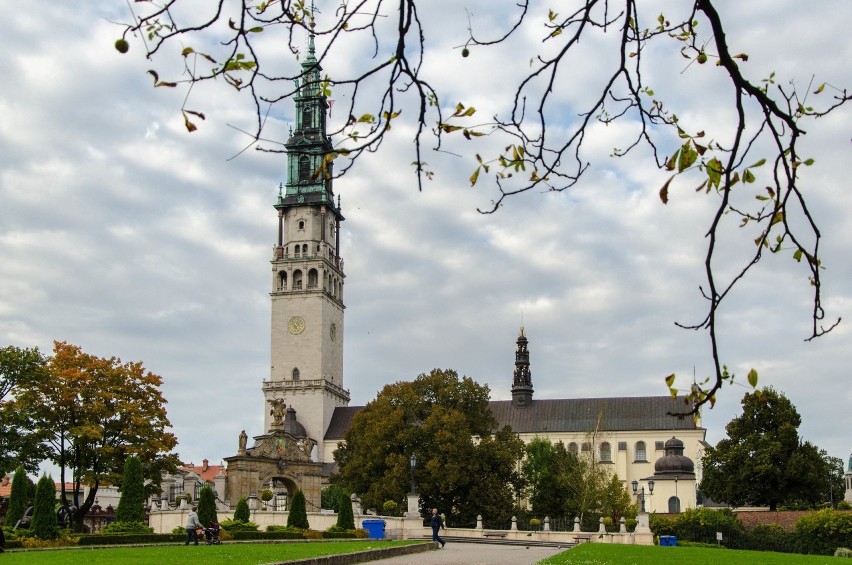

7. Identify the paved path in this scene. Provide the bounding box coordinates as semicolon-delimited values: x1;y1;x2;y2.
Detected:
364;542;569;565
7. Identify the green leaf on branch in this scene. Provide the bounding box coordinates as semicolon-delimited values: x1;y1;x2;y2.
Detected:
747;369;758;388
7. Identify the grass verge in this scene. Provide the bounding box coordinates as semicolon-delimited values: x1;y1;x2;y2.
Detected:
538;543;840;565
1;539;425;564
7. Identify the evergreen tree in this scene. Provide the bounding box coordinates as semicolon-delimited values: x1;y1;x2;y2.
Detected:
30;474;58;539
234;497;250;522
336;489;355;530
197;485;218;526
114;455;146;523
6;466;29;528
287;489;309;529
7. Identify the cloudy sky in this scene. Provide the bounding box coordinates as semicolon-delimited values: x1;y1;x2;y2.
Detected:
2;1;851;474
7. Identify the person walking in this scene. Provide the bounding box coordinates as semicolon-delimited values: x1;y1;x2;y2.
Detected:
185;505;204;545
430;508;445;548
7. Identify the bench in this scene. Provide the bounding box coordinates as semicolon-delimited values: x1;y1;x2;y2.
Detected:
573;533;593;543
483;531;509;538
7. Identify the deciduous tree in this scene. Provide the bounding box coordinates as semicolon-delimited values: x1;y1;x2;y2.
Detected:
14;341;179;531
334;369;525;526
115;1;849;413
700;387;837;511
0;346;48;474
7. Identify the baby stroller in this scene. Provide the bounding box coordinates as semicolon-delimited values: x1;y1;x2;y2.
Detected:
204;522;221;545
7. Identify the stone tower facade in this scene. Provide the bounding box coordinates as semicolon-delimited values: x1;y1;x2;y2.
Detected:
261;35;350;447
511;326;533;406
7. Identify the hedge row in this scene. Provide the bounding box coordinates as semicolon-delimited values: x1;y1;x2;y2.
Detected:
651;508;852;556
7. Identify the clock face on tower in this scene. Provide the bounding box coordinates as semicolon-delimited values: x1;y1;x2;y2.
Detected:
288;316;305;335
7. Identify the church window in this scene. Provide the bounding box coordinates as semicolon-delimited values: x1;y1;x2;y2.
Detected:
292;368;300;381
635;441;647;462
307;268;318;289
600;442;612;462
302;243;308;255
618;442;627;451
293;270;303;290
278;271;287;291
568;442;579;456
294;246;301;257
655;441;665;450
298;220;305;230
299;156;311;180
581;442;591;452
668;496;681;513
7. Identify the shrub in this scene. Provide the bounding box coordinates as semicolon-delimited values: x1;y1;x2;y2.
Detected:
303;529;323;539
529;518;541;530
625;518;637;532
234;497;250;522
197;485;218;527
649;513;675;537
838;501;852;511
288;489;310;529
19;530;79;548
794;509;852;555
219;518;259;532
671;508;744;545
321;484;347;512
30;475;59;540
835;547;852;558
114;455;146;524
261;489;274;503
336;489;355;530
383;500;400;517
101;521;154;535
742;523;796;554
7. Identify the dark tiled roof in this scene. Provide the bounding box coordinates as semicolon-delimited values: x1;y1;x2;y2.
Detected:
489;397;699;433
325;406;363;440
326;396;699;440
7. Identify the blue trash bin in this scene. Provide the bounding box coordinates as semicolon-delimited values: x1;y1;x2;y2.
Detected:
660;535;677;546
362;519;386;539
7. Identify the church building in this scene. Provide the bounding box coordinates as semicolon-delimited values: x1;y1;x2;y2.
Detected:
221;35;705;516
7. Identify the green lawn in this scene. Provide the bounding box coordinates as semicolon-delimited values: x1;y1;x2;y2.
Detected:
1;540;425;564
538;543;840;565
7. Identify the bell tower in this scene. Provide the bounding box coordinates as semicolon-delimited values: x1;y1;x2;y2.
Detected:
511;326;533;407
262;35;349;447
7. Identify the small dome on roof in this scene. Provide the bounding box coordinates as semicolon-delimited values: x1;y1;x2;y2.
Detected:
654;436;695;475
282;407;307;439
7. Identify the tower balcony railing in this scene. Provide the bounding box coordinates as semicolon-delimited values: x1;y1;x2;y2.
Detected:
261;378;350;400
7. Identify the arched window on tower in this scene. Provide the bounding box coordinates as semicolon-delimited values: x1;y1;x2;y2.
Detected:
302;243;308;255
307;268;318;289
299;156;311;181
278;271;287;291
298;220;305;230
635;441;647;462
292;368;300;381
294;246;301;257
668;496;681;513
600;442;612;463
293;270;303;290
302;105;312;129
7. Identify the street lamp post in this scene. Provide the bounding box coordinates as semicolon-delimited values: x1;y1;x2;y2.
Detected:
406;454;420;518
409;454;417;495
631;479;655;513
